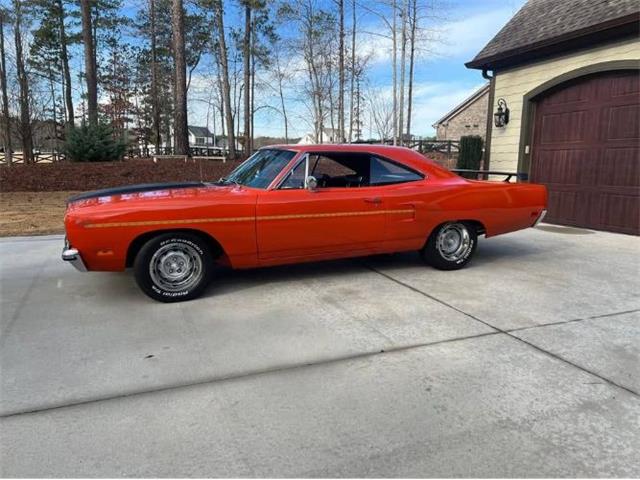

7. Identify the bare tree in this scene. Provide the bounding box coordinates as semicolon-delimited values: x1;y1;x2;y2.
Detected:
397;0;408;144
337;0;345;142
405;0;417;139
0;8;12;165
213;0;236;158
391;0;397;144
242;1;251;155
367;86;393;140
172;0;189;155
348;0;356;142
14;0;33;163
80;0;98;125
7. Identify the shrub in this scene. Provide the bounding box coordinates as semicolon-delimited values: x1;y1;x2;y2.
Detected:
64;123;127;162
456;135;484;178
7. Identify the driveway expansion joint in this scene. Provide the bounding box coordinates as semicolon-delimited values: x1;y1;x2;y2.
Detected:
507;308;640;333
0;330;502;419
363;263;640;399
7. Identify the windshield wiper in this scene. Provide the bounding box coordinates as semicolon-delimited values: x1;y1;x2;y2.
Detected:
218;177;241;187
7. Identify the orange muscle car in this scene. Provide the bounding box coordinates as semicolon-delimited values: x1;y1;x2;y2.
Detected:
62;145;547;302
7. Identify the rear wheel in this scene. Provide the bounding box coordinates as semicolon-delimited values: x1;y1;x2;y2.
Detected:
421;222;477;270
134;232;214;302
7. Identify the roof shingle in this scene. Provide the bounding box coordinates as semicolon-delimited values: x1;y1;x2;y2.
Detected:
467;0;639;69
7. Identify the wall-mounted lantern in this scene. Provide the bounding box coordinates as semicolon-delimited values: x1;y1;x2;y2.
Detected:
494;98;510;128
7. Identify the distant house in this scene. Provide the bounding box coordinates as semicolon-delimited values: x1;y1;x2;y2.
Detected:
432;83;489;141
466;0;639;234
188;126;216;147
297;128;342;145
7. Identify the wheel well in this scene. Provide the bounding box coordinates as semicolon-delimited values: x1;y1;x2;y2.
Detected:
427;220;486;243
125;229;225;268
463;220;486;236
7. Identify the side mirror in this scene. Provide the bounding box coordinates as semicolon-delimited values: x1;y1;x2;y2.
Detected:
305;175;318;191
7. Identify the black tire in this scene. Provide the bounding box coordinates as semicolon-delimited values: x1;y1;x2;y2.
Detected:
133;232;214;302
421;221;478;270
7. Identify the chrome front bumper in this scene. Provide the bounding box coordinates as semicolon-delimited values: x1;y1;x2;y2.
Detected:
62;239;87;272
533;209;548;227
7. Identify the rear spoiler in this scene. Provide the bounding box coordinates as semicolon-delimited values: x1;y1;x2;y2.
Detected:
450;169;529;182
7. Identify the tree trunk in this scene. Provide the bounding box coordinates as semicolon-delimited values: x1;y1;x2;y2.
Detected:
80;0;97;125
398;0;408;145
213;0;236;159
243;3;250;157
48;63;59;159
275;51;288;143
338;0;345;142
172;0;189;155
149;0;161;152
250;14;256;151
14;0;33;163
0;11;12;165
57;0;74;128
348;0;355;143
405;0;417;140
391;0;397;145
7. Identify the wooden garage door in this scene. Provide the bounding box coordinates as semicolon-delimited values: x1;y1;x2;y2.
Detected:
530;70;639;235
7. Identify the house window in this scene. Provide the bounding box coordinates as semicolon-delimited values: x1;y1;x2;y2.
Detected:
195;137;205;145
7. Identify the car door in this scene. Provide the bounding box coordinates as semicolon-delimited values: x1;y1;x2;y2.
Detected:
368;155;428;250
256;152;387;261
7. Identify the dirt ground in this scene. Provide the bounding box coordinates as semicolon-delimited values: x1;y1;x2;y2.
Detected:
0;191;79;237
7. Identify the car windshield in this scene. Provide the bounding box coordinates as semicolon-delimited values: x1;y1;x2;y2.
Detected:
220;149;296;188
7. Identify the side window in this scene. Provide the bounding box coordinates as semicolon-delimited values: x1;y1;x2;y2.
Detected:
280;158;306;189
369;156;422;186
311;155;363;188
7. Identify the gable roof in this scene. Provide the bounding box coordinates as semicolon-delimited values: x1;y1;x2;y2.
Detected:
432;83;490;127
466;0;639;71
188;126;213;137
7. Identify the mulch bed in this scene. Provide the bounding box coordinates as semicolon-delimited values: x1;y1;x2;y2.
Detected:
0;158;242;192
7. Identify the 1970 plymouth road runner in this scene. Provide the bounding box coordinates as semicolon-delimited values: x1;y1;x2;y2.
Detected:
63;145;547;302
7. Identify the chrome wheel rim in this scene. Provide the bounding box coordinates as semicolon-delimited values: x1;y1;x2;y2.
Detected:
149;242;203;292
437;223;471;262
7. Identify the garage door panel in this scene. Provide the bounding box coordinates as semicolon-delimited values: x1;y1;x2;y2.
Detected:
543;78;594;106
605;104;640;141
598;147;640;188
599;193;640;234
546;190;580;224
532;149;588;185
531;70;639;235
609;74;640;98
539;111;588;144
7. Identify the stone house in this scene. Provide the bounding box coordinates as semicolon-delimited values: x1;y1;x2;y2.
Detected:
432;83;489;141
466;0;639;234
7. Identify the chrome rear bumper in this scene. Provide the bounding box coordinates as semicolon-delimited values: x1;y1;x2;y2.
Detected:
62;244;87;272
533;209;548;227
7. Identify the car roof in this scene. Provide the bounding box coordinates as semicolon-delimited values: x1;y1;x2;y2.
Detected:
261;143;456;178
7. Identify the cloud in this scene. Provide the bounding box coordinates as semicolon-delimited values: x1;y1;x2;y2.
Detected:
438;6;520;59
410;82;486;135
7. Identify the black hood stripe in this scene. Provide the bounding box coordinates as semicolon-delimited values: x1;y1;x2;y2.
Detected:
67;182;209;203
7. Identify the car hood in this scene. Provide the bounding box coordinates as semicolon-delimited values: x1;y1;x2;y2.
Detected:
67;182;210;204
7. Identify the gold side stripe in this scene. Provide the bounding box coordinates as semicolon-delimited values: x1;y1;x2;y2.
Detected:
84;209;414;229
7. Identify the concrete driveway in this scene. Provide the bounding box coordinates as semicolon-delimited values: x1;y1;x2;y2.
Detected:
1;226;639;477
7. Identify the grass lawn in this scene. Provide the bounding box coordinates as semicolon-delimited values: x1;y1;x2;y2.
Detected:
0;192;79;237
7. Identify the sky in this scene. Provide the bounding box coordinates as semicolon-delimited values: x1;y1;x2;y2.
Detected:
10;0;527;141
183;0;528;139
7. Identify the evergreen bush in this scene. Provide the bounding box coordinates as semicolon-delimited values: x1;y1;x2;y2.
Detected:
456;135;484;178
64;123;126;162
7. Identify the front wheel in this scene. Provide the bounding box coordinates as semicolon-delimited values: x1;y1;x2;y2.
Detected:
421;222;478;270
134;232;214;302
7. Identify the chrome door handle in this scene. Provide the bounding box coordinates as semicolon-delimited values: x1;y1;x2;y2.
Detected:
364;197;382;205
